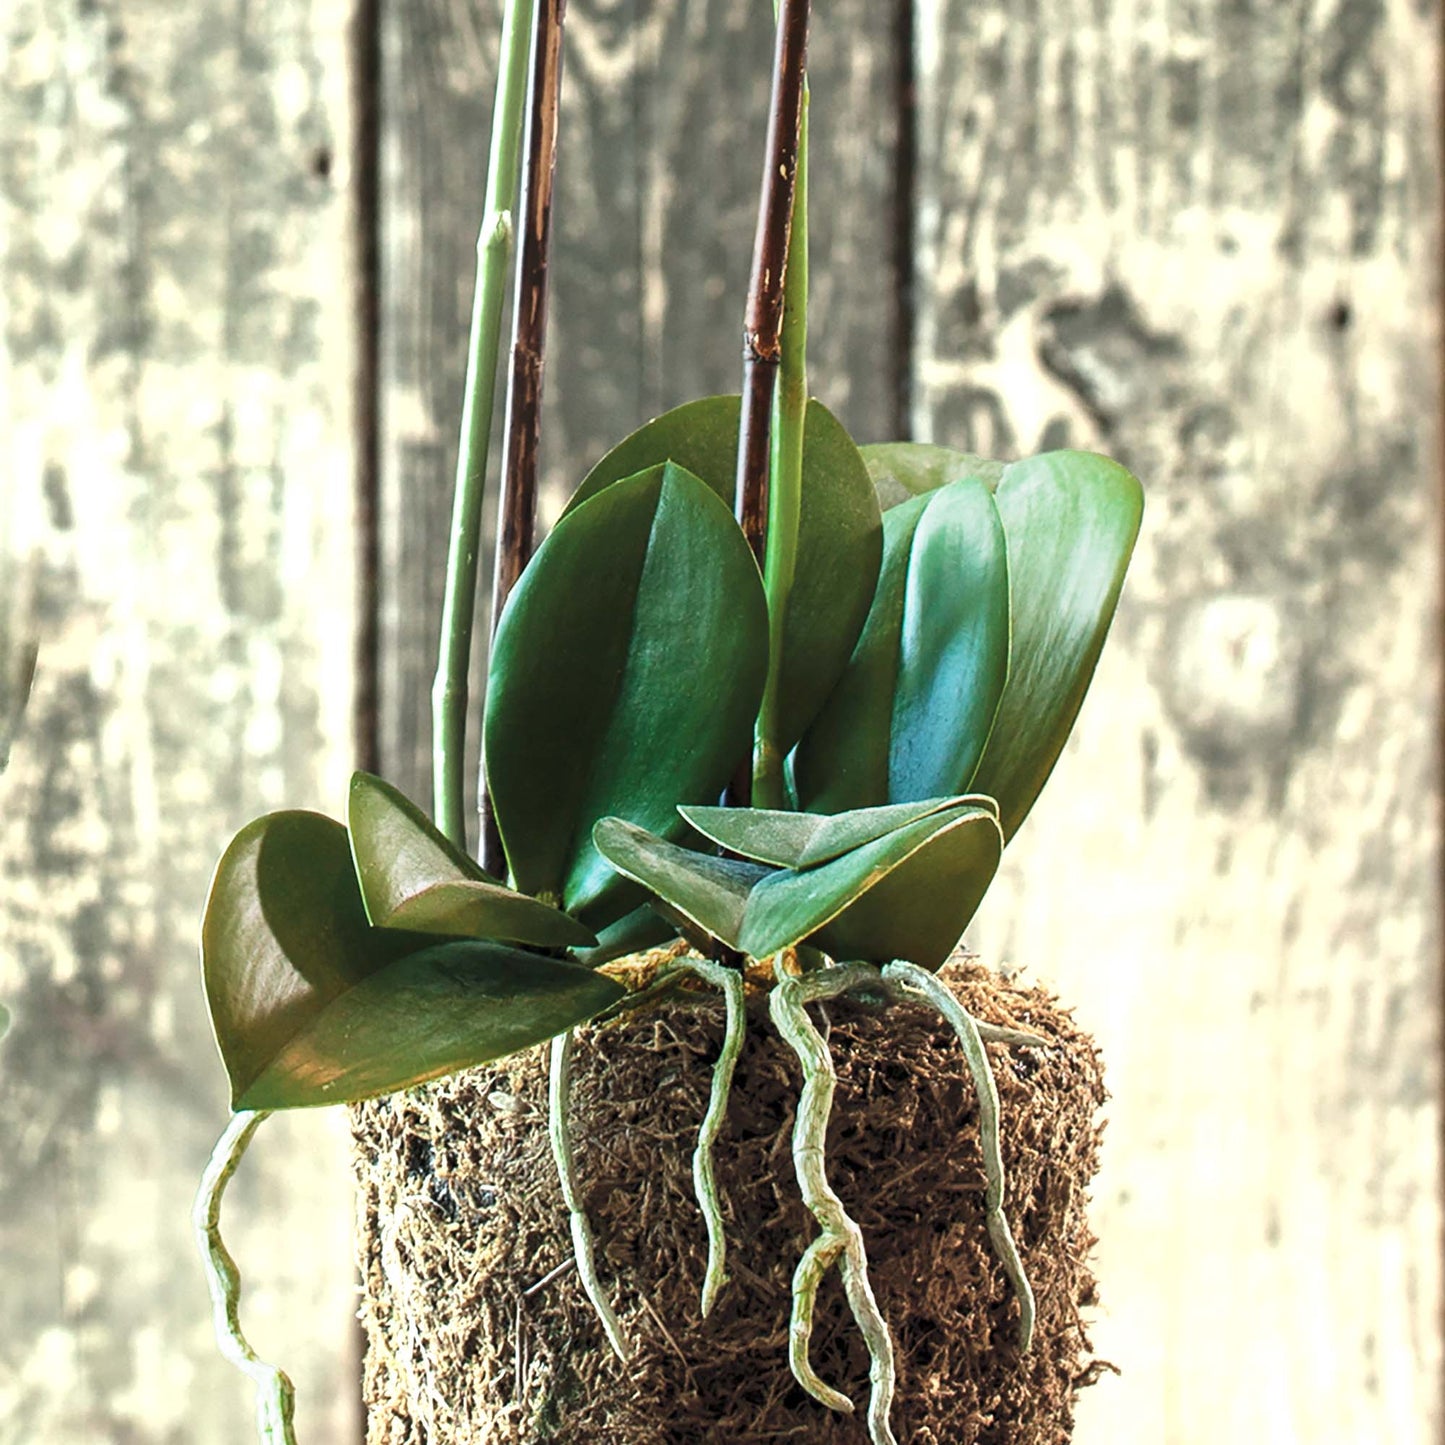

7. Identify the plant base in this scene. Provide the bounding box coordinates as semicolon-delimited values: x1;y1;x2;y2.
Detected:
350;961;1108;1444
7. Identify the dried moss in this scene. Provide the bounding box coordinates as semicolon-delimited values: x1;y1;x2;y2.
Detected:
351;961;1107;1444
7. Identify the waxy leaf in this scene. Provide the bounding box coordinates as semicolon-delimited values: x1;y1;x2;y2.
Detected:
593;816;773;949
348;772;596;948
485;463;768;923
679;795;995;870
567;396;883;750
738;804;1002;968
239;942;623;1110
862;442;1003;510
970;451;1143;841
794;478;1010;813
202;811;622;1110
570;904;678;969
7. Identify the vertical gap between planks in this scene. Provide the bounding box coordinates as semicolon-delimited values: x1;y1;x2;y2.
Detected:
891;0;918;441
351;0;383;781
348;0;384;1439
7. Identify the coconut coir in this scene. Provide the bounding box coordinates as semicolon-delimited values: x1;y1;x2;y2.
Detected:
350;960;1108;1444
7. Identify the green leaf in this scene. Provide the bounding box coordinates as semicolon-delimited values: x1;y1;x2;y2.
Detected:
738;804;1002;968
202;811;623;1110
679;795;993;869
568;396;740;512
566;396;883;750
240;943;623;1110
347;772;595;948
570;904;678;969
794;477;1010;813
592;817;773;949
862;441;1004;510
485;463;768;922
971;451;1143;841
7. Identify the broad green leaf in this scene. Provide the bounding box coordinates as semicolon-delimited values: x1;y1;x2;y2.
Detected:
568;396;741;512
794;478;1010;813
567;396;883;750
240;942;623;1110
571;904;678;968
347;772;595;948
678;795;994;870
811;808;1002;969
202;810;621;1110
862;441;1004;510
592;817;773;948
485;463;768;923
971;451;1143;841
738;804;1002;967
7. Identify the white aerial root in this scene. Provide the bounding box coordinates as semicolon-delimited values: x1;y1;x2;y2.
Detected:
193;1110;298;1445
660;956;747;1317
881;959;1043;1351
549;1030;630;1361
770;963;899;1445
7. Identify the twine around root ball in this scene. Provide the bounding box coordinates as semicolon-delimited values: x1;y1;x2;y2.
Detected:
351;960;1107;1445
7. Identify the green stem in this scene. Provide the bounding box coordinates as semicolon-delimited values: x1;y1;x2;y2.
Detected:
431;0;536;849
753;83;809;810
548;1030;630;1361
770;964;899;1445
193;1111;297;1445
881;960;1038;1350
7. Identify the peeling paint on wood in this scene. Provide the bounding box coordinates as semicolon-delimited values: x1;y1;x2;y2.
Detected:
0;3;361;1441
914;0;1441;1439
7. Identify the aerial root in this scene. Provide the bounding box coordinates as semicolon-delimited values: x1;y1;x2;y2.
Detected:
880;959;1041;1351
549;1030;631;1361
192;1110;298;1445
770;963;899;1445
657;956;747;1317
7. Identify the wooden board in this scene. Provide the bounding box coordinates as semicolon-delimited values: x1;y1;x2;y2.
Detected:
912;0;1442;1438
0;3;362;1440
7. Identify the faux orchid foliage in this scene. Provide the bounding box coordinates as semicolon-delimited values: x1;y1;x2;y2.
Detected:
349;772;596;947
793;476;1010;814
483;460;769;924
594;795;1002;969
201;809;621;1111
565;394;883;751
796;447;1142;840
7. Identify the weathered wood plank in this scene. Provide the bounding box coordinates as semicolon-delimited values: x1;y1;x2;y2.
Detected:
914;0;1441;1438
376;0;904;826
0;3;361;1440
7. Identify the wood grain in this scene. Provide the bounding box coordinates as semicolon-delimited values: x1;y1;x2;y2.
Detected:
912;0;1441;1438
0;2;361;1440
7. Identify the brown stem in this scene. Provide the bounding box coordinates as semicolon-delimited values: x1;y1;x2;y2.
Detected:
480;0;568;877
728;0;811;808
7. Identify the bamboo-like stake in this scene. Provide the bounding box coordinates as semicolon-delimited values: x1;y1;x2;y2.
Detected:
729;0;811;808
431;0;537;849
479;0;569;876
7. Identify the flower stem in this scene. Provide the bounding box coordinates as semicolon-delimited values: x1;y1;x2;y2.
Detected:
432;0;537;849
478;0;569;875
752;82;809;810
730;0;811;808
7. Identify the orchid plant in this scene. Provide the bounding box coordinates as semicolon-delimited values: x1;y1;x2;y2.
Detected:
191;1;1142;1442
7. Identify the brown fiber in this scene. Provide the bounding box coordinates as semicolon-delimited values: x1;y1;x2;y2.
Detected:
351;960;1108;1444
